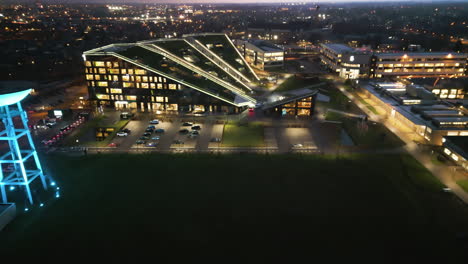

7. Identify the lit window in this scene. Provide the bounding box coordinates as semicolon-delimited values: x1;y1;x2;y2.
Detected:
135;69;146;75
451;154;459;161
110;88;122;94
168;84;177;90
97;81;108;87
86;74;94;80
94;61;105;67
96;94;109;100
85;61;92;67
126;95;137;100
444;148;451;155
156;96;164;102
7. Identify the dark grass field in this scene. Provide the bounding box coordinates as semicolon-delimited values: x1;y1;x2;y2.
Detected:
1;153;468;262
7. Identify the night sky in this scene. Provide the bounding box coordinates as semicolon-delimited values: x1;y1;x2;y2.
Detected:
11;0;461;4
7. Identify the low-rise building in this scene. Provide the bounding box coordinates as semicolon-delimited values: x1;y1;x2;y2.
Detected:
442;136;468;171
320;43;468;79
370;52;467;78
234;39;284;70
359;81;468;145
262;88;318;117
319;43;371;79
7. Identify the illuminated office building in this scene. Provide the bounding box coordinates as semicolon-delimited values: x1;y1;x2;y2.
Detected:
371;52;467;78
319;43;371;79
234;39;284;70
83;33;258;113
320;43;468;79
359;81;468;145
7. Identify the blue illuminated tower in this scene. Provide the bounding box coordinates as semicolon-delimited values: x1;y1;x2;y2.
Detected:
0;86;48;204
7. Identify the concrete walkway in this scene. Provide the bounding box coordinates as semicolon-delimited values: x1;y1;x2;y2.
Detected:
332;78;468;204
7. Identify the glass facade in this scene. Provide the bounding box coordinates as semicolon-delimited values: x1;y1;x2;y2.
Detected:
271;95;316;117
85;56;241;113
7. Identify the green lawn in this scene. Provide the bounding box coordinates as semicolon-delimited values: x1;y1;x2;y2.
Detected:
1;153;468;261
457;179;468;193
221;122;264;147
275;75;325;92
356;95;379;115
342;119;405;148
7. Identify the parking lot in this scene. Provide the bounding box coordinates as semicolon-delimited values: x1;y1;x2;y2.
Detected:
57;112;324;154
107;115;215;151
281;127;317;152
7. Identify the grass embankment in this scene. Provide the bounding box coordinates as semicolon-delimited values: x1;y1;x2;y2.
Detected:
325;111;404;148
275;75;325;92
64;115;129;147
355;95;379;115
457;179;468;193
221;121;264;147
1;153;467;261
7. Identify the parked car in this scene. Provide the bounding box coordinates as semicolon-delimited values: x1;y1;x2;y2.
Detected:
189;130;199;135
136;140;146;145
143;132;152;137
151;136;161;140
179;129;189;134
146;142;157;147
139;136;150;140
116;132;128;137
46;121;56;127
210;138;221;142
154;128;165;133
182;122;193;126
122;128;131;133
147;125;156;129
188;134;198;139
149;119;160;124
145;128;154;133
108;143;118;148
191;125;201;130
173;140;184;144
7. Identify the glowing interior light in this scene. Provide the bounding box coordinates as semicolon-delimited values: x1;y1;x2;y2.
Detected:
51;182;56;186
9;186;15;191
39;203;44;207
55;192;60;198
24;208;29;212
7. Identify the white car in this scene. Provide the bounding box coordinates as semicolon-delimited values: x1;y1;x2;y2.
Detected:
291;143;304;148
116;132;128;137
149;119;160;124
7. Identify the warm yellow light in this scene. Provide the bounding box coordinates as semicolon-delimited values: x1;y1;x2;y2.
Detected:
447;53;453;58
403;54;408;59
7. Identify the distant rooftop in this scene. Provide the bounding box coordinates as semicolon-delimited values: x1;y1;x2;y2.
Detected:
376;52;467;58
248;39;283;52
322;43;355;54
